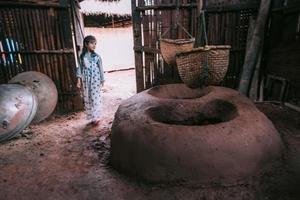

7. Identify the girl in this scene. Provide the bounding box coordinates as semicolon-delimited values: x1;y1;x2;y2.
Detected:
76;35;105;125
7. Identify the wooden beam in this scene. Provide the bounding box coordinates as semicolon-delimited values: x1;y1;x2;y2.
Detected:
0;1;67;8
176;47;244;54
271;4;300;14
205;3;259;12
134;46;160;54
0;50;74;54
135;3;197;11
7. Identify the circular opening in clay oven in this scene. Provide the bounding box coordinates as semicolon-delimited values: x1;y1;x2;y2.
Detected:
148;84;210;99
148;100;238;126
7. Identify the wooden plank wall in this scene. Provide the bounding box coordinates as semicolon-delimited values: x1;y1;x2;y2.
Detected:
83;14;132;28
132;0;259;92
0;3;82;113
264;1;300;105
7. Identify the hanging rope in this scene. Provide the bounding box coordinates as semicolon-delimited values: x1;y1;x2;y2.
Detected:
199;10;209;84
160;0;194;40
159;0;195;65
160;23;194;39
200;10;208;46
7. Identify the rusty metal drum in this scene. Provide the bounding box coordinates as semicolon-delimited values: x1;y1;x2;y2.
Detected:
9;71;58;123
0;84;38;142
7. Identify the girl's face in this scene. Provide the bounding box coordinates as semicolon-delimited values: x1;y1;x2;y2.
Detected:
86;40;97;52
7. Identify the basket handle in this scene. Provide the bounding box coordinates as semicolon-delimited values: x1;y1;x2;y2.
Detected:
160;0;194;40
160;23;194;39
178;23;194;39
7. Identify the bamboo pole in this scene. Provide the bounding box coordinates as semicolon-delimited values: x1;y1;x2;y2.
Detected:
7;9;17;76
42;9;54;79
10;8;22;73
14;8;27;71
238;0;271;95
248;16;264;100
153;4;158;84
20;9;33;71
45;8;58;103
0;11;9;82
2;9;15;79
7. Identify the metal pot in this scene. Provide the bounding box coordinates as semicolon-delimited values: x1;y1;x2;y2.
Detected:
9;71;58;123
0;84;38;142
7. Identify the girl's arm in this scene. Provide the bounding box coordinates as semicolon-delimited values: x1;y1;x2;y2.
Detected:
76;59;83;88
98;56;105;85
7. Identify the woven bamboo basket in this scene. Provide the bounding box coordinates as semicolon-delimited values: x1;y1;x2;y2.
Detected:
160;38;195;65
176;45;231;88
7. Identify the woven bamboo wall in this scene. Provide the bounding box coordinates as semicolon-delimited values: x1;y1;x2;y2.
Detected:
206;8;259;87
0;2;82;113
132;0;259;92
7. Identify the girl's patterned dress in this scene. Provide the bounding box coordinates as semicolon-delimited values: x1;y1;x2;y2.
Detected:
76;52;105;121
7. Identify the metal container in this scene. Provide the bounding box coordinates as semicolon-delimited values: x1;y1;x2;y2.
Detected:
0;84;38;142
9;71;58;123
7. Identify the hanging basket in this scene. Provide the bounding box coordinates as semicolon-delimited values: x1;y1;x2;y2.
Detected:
176;45;231;88
159;24;195;65
160;38;195;65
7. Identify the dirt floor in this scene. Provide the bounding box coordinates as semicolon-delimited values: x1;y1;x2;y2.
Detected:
1;69;300;200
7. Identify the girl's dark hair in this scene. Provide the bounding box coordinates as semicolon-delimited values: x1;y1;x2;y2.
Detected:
80;35;96;60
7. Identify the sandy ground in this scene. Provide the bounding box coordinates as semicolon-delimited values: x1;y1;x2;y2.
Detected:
0;69;300;200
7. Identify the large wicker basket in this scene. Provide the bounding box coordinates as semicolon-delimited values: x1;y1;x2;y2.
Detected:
160;38;195;65
176;45;231;88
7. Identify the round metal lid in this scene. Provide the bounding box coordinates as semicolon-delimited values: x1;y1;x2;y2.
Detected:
9;71;58;123
0;84;38;142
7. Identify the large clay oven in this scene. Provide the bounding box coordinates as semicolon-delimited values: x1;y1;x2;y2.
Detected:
110;84;283;185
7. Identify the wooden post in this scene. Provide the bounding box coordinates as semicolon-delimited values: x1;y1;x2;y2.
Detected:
238;0;271;95
132;0;144;92
112;15;115;28
68;0;79;69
